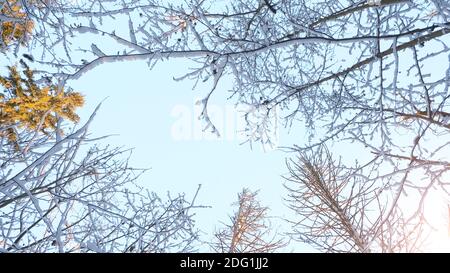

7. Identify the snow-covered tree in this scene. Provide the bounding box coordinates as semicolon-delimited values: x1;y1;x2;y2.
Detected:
1;1;202;253
284;145;428;252
212;188;285;253
0;104;202;252
2;0;449;252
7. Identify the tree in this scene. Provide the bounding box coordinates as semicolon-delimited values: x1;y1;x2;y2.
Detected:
0;0;34;49
0;105;202;252
284;145;425;252
211;188;285;253
3;0;450;251
0;63;84;150
0;1;203;253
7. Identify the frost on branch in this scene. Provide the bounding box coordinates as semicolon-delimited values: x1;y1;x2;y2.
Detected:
0;108;202;253
211;188;285;253
241;103;279;151
3;0;450;252
284;145;430;252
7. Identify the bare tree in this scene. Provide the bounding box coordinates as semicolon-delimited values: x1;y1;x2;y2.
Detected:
1;0;205;253
284;145;426;252
211;188;285;253
0;106;202;253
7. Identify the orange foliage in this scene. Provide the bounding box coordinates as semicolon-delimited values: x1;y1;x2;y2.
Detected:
1;0;34;47
0;65;84;148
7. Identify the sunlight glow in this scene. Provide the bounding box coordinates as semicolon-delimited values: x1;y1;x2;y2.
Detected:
422;189;450;252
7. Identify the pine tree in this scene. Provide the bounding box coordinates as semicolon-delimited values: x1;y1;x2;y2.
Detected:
0;64;84;149
0;0;34;48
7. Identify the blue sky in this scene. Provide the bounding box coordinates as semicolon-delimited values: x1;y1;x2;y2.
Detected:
69;58;316;251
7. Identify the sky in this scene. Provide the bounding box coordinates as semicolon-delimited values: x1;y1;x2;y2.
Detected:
69;57;317;252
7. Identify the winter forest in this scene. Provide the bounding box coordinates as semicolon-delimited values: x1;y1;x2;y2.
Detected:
1;0;450;253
